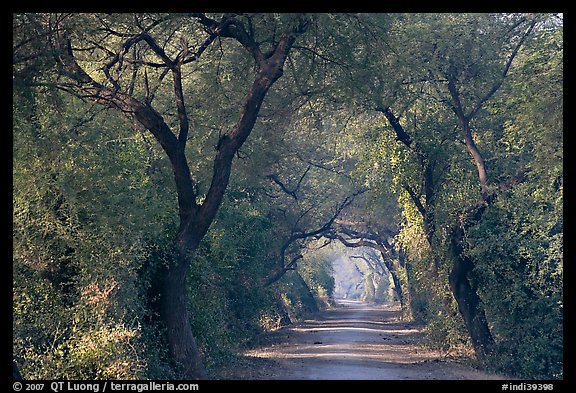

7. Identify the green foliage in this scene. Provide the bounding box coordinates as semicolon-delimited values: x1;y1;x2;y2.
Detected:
422;301;472;355
466;183;562;379
13;87;173;379
13;12;562;380
184;193;282;368
345;12;562;379
299;249;336;308
463;21;562;379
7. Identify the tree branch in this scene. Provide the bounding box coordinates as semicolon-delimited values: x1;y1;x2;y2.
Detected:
350;255;378;273
172;60;189;146
324;231;388;255
262;188;365;287
404;183;427;220
190;15;311;244
192;13;266;66
375;106;413;148
267;166;311;201
468;18;538;120
20;18;200;225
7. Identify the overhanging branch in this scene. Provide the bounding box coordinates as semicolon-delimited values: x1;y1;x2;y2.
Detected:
262;188;366;287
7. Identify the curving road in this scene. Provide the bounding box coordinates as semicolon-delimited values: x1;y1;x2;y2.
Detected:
217;299;506;380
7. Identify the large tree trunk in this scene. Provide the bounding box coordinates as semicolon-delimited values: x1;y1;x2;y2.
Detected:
448;223;495;359
160;251;207;379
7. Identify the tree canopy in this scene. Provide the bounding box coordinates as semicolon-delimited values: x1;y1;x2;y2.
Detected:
13;12;562;380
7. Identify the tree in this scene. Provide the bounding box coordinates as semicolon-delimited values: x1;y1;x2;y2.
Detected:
463;17;563;378
422;13;540;358
261;186;366;287
13;13;310;379
346;12;555;360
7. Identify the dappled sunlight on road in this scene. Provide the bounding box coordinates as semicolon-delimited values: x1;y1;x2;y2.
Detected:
236;300;507;379
291;326;420;334
246;342;438;363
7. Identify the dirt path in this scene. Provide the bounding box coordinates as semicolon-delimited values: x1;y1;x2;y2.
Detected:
214;299;507;380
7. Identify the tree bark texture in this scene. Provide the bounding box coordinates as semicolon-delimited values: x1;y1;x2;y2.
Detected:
448;223;495;359
160;252;207;379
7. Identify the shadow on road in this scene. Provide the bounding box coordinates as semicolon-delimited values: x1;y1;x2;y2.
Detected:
214;299;506;380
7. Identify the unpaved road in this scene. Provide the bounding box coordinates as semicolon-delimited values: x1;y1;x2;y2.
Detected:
214;299;506;380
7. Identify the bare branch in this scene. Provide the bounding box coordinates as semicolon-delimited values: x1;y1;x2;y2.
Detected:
296;154;346;176
350;255;377;273
292;44;350;68
375;106;413;148
262;188;365;287
468;18;538;120
267;166;311;201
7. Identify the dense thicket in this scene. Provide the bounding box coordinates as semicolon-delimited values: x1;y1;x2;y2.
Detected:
13;13;562;380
